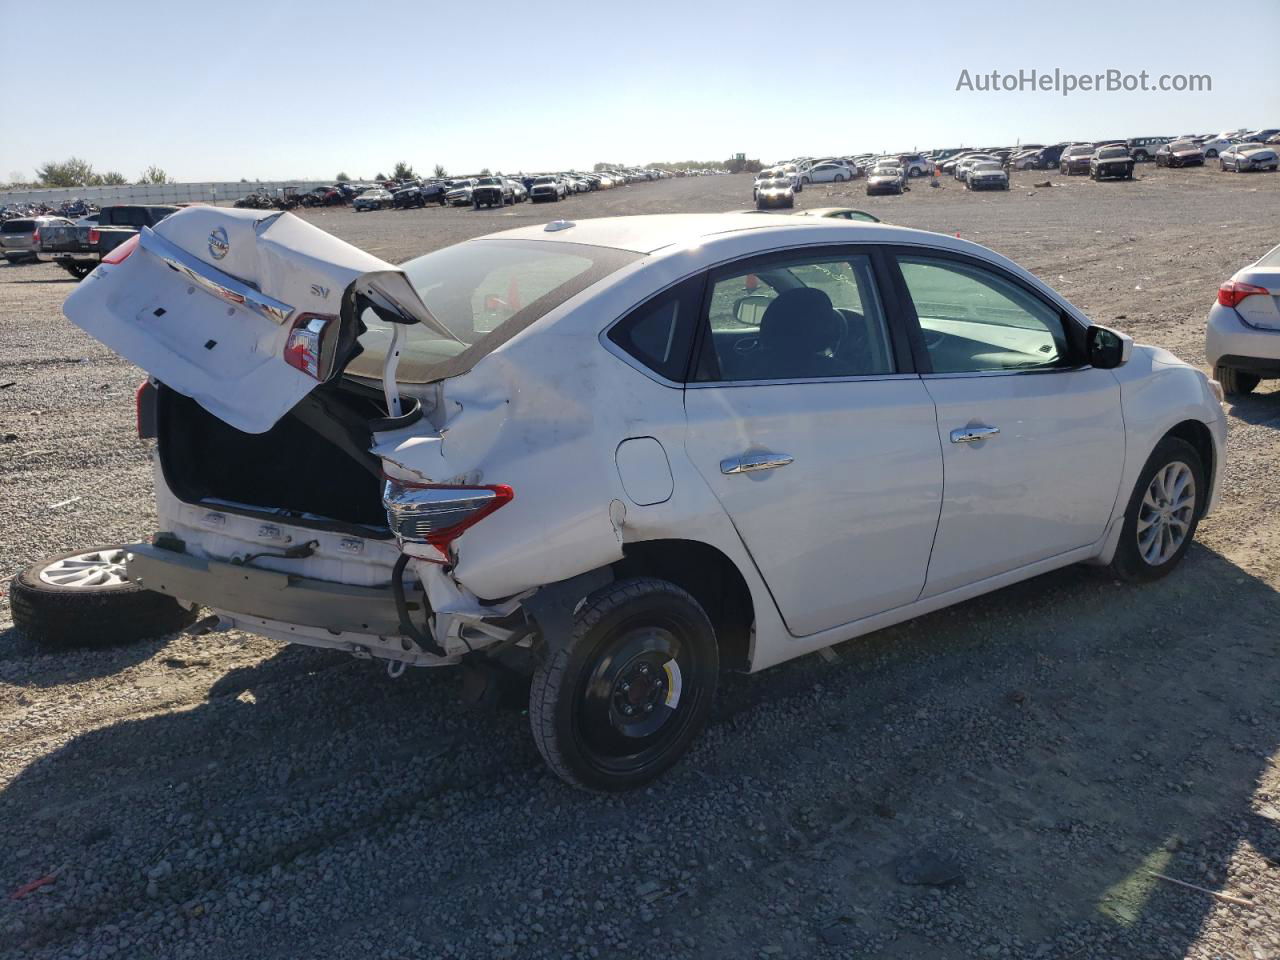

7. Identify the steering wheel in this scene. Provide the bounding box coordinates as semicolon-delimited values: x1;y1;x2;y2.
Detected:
921;328;946;350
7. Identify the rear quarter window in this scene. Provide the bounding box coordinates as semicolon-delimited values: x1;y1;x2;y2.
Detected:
2;220;35;233
607;275;703;383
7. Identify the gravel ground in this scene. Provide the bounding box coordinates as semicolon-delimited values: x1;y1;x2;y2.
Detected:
2;168;1279;960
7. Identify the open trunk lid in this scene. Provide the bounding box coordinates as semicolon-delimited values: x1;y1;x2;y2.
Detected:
63;206;448;434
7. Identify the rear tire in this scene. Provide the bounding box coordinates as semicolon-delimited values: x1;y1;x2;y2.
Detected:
1215;364;1259;397
529;578;718;792
10;546;197;649
1108;438;1204;583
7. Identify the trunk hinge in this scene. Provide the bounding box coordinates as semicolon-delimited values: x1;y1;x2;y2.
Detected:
382;323;405;417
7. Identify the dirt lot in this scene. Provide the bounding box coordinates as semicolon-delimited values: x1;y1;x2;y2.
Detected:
2;168;1279;960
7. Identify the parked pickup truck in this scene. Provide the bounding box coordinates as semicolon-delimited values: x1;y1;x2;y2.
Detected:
38;204;178;279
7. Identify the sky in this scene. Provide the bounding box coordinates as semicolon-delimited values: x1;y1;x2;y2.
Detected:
2;0;1277;182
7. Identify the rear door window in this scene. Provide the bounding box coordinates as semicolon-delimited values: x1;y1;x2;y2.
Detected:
696;251;897;382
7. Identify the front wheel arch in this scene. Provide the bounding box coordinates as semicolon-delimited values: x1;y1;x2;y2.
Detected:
1163;419;1216;519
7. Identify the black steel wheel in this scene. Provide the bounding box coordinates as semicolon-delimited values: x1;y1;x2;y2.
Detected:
529;578;718;792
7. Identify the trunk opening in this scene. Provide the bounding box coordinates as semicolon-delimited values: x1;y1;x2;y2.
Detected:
156;381;392;538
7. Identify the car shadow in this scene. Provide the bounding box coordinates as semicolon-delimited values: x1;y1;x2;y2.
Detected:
0;623;174;686
1226;386;1280;427
0;545;1276;958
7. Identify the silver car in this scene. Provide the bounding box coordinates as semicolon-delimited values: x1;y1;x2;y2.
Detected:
1219;142;1279;173
1;216;72;263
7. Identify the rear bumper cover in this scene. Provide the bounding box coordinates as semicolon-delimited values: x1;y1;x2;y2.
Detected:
1206;303;1280;369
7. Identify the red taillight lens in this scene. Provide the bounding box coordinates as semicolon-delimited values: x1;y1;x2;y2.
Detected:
88;227;100;246
102;234;139;265
135;379;157;439
283;313;339;380
1218;280;1270;308
382;480;514;555
31;228;40;247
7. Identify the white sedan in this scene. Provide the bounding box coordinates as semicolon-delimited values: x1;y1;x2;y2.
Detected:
57;208;1226;791
801;162;856;184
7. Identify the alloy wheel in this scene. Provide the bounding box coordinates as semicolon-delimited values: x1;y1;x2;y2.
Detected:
1136;461;1196;566
38;548;129;588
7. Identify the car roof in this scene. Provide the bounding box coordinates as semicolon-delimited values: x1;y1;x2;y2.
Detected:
473;213;940;255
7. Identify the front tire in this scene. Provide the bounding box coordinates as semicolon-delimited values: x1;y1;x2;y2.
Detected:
529;578;718;792
1108;438;1205;583
10;547;197;649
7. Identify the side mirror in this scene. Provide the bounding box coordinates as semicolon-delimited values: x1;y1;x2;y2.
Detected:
1086;325;1132;369
733;294;773;327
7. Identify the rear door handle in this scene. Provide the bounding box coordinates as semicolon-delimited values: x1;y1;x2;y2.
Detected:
950;425;1000;444
721;452;794;475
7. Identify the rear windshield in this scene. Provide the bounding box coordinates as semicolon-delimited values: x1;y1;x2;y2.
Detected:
348;238;639;383
2;220;34;233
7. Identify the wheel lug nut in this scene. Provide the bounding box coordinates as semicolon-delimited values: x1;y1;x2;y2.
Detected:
644;703;654;713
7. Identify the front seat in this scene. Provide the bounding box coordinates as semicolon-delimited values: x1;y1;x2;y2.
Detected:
747;287;846;380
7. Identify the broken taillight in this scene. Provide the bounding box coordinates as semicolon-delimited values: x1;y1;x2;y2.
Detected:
283;313;339;380
135;379;157;439
382;480;513;556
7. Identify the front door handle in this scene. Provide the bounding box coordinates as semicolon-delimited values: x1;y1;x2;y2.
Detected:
721;452;794;475
950;425;1000;444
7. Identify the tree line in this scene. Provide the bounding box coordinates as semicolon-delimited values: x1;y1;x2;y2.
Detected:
3;158;174;190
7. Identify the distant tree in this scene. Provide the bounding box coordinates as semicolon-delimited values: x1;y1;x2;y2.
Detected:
240;177;249;183
479;167;492;176
335;171;351;182
374;171;388;181
35;157;96;187
723;156;762;174
391;161;416;180
98;170;128;185
433;164;447;178
138;166;172;184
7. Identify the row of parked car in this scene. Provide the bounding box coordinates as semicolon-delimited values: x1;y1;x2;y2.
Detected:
350;169;671;213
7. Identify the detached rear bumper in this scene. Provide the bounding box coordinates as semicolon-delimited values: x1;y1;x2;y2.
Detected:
126;542;411;637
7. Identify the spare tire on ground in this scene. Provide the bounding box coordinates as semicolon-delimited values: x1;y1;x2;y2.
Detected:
9;546;197;649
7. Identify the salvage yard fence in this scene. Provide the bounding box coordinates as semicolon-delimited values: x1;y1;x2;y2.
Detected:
0;181;330;209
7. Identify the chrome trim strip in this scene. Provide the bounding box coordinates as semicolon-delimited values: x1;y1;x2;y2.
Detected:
139;226;295;325
920;365;1090;379
688;373;918;388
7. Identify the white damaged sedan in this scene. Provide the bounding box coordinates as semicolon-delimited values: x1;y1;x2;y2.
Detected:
61;208;1226;790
